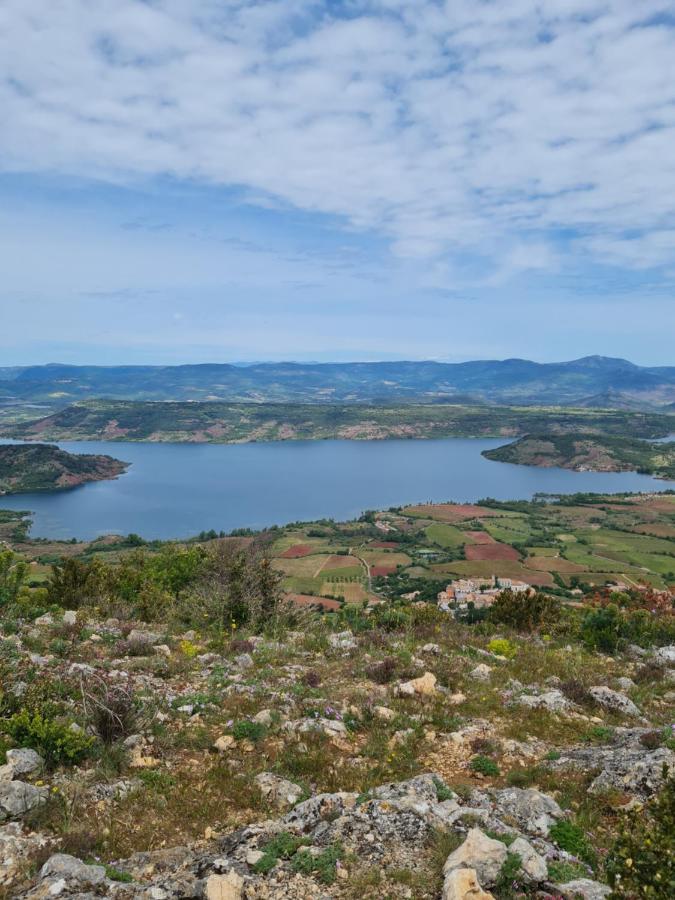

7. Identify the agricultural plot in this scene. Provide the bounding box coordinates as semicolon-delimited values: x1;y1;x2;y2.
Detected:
424;523;468;548
404;503;513;523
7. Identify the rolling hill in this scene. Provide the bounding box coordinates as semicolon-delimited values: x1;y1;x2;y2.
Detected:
1;356;674;409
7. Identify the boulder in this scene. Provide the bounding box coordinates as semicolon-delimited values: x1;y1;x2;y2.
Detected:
204;870;245;900
589;686;641;718
0;781;47;821
0;823;52;887
214;735;236;752
127;629;162;645
491;788;562;836
328;630;357;651
509;837;547;882
469;664;492;681
654;645;675;665
397;671;437;697
5;748;44;778
443;828;507;887
442;867;495;900
554;878;611;899
254;773;303;810
516;690;570;712
40;853;106;887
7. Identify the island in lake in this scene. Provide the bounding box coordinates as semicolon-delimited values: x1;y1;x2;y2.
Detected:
0;443;128;495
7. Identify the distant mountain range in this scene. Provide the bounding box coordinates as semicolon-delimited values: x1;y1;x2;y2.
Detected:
1;356;674;409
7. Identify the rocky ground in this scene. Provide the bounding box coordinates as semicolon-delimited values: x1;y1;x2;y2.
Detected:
0;607;673;898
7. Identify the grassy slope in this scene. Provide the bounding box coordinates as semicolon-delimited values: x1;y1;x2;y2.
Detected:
0;443;128;494
3;399;673;444
483;432;675;479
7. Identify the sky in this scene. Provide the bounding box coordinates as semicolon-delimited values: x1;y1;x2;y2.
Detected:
1;0;674;366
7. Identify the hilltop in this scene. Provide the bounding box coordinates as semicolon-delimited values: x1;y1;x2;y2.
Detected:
0;493;673;898
3;399;673;449
0;443;128;495
1;356;674;412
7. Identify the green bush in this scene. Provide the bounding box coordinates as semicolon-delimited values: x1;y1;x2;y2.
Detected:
488;590;561;632
470;755;500;776
580;604;624;653
3;710;94;767
549;819;595;865
606;770;675;898
231;719;267;743
487;638;517;659
292;843;344;884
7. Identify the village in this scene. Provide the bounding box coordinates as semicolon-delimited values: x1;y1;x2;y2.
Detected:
437;575;532;612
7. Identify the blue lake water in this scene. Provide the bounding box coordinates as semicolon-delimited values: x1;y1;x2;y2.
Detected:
1;438;673;541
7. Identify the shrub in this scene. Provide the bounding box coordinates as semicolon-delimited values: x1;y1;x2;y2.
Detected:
606;770;675;898
580;604;624;654
488;590;561;632
230;639;254;654
549;819;595;864
3;710;94;767
301;670;322;688
470;755;500;776
253;832;308;874
365;657;398;684
487;638;517;659
81;676;140;745
640;730;664;751
0;550;27;607
635;662;666;684
292;843;344;884
560;678;593;706
231;720;266;743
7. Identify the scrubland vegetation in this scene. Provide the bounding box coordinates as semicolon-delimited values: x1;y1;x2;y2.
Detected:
0;492;673;897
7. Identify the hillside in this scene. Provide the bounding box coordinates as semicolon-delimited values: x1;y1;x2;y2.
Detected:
0;443;128;494
0;355;674;411
3;399;674;445
483;433;675;480
0;494;673;898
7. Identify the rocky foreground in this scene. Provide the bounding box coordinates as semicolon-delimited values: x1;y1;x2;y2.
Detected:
0;605;673;898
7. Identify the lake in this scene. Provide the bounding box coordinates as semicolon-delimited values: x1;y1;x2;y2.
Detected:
1;438;673;540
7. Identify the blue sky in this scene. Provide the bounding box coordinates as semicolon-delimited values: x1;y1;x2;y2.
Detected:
1;0;674;366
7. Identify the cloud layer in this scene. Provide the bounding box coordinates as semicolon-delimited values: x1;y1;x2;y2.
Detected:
2;1;675;272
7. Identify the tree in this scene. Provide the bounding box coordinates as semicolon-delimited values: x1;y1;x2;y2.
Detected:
0;550;27;607
488;589;561;632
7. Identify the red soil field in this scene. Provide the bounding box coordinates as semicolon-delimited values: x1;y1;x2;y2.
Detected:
465;531;496;544
371;565;397;577
465;543;520;561
281;544;314;558
371;541;399;548
287;593;342;611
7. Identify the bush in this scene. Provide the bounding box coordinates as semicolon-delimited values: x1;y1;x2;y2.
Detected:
640;730;664;751
606;770;675;898
560;678;593;706
549;819;595;864
365;657;398;684
231;720;267;743
488;590;561;632
301;670;322;688
3;710;94;767
470;755;500;776
580;604;624;653
487;638;517;659
81;676;140;745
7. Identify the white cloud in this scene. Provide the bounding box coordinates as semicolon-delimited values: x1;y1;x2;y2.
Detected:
2;1;675;271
